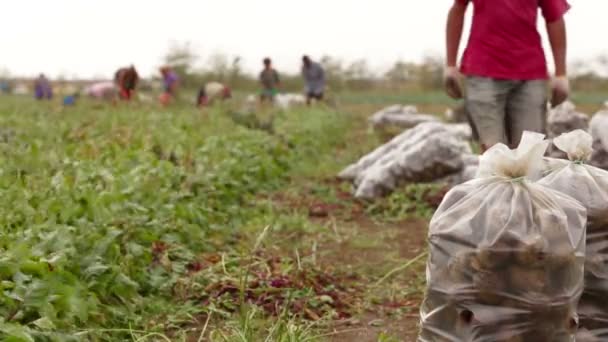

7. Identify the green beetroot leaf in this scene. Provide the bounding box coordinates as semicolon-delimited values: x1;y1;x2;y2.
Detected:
0;99;350;340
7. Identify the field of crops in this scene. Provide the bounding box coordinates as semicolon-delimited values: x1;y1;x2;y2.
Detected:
0;92;604;342
0;96;432;341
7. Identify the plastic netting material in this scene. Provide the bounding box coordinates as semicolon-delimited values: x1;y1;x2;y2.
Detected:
418;132;587;342
339;122;450;181
339;122;473;199
539;130;608;341
354;133;470;199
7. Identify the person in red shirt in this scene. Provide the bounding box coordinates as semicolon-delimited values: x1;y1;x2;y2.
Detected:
114;65;139;101
445;0;570;150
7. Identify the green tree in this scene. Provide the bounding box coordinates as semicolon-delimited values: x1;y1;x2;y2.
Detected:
162;41;199;88
319;55;345;91
385;60;415;84
416;55;443;90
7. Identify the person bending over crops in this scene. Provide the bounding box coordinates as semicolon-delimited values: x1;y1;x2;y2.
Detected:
445;0;570;150
301;55;325;105
259;58;280;103
115;65;139;101
34;74;53;100
197;82;232;107
159;66;179;106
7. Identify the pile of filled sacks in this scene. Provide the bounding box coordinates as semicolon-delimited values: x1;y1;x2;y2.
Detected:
547;101;608;170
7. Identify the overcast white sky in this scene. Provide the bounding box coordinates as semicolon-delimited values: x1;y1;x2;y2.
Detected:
5;0;605;78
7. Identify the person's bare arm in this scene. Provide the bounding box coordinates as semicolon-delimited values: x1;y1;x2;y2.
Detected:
446;1;468;67
444;1;468;99
546;17;567;76
546;17;568;107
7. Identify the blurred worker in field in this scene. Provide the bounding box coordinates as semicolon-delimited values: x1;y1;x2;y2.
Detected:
259;58;280;103
159;66;179;106
197;82;232;107
34;74;53;100
301;55;325;105
445;0;570;150
0;80;10;94
114;65;139;101
84;81;116;101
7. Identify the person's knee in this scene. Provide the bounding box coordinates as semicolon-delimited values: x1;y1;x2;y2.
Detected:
507;85;547;145
507;108;545;147
467;102;507;147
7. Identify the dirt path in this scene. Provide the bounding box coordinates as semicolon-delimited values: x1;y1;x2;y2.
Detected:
268;171;433;342
319;217;427;342
262;103;434;341
268;176;431;341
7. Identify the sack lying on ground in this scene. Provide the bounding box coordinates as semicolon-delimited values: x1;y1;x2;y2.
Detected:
418;132;587;342
590;109;608;170
275;93;306;110
538;130;608;342
369;104;439;130
339;122;469;181
547;101;589;138
437;154;479;186
547;101;590;159
354;134;469;199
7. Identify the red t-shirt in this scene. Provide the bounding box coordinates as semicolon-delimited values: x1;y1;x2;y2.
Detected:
458;0;570;80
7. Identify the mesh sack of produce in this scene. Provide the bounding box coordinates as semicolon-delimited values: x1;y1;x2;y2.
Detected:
354;133;470;199
339;124;432;181
418;132;587;342
339;122;455;181
538;130;608;342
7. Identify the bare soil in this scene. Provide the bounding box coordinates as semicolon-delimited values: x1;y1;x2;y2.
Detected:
268;175;430;341
321;217;427;342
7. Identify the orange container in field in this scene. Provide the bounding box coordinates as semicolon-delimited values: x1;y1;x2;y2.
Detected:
159;92;172;106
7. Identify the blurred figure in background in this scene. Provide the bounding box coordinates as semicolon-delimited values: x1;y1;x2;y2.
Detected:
84;81;116;101
34;74;53;100
159;66;179;106
197;82;232;107
115;65;139;101
0;80;10;94
259;58;280;103
63;92;78;106
445;0;570;150
301;56;325;105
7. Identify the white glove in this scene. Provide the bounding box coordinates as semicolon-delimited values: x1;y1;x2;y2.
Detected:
444;66;463;99
551;76;569;108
